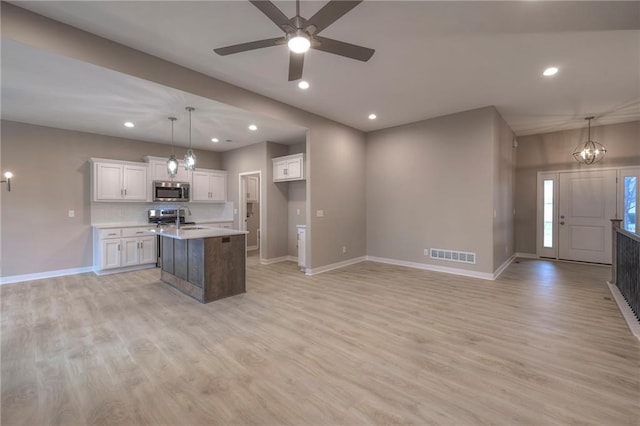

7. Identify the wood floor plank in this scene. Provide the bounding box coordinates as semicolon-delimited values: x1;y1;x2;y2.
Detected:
2;258;639;425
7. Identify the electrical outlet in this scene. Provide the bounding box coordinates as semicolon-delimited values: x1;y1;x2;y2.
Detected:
316;210;324;217
296;209;301;215
68;210;75;218
342;246;347;254
424;249;429;256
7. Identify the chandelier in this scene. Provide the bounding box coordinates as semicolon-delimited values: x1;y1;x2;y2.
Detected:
572;116;607;165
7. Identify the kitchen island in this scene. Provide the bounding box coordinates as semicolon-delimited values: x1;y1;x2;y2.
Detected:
146;226;247;303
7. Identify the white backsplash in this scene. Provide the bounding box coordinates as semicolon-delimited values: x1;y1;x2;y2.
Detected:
91;202;234;225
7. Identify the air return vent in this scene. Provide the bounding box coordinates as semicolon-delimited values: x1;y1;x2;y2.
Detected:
430;248;476;264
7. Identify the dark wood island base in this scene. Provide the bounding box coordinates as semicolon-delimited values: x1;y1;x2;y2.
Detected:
160;234;246;303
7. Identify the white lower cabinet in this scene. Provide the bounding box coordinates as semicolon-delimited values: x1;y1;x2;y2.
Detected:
94;227;157;274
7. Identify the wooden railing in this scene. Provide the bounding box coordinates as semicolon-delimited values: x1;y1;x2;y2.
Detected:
611;219;640;320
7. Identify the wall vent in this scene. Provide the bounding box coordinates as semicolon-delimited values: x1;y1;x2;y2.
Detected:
430;248;476;264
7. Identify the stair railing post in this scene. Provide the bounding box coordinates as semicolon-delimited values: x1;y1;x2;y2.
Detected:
610;218;623;284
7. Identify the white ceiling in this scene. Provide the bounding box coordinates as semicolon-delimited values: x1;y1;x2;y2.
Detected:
4;1;640;140
1;40;307;152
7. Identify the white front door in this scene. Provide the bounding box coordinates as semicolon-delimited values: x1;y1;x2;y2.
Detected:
558;170;617;263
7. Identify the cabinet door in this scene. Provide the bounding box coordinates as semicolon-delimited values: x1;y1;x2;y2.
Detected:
121;238;140;267
139;236;157;264
95;163;123;200
286;157;303;180
151;161;172;182
192;171;212;201
174;161;192;183
123;165;148;201
210;172;227;202
246;176;258;201
101;239;121;269
273;160;287;181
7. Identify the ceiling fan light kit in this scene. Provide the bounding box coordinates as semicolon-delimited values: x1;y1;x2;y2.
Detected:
572;116;607;165
214;0;375;81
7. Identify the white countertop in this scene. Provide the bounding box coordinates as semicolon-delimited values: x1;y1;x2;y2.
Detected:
92;219;233;229
145;225;247;240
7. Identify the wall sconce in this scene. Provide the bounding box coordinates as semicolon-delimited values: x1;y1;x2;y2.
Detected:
1;171;13;192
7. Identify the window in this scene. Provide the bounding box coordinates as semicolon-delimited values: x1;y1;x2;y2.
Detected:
543;179;554;247
623;176;637;233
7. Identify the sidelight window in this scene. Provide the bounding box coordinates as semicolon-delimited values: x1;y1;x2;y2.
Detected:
543;179;554;248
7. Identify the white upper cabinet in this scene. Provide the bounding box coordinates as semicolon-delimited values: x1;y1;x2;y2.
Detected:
145;156;192;184
191;169;227;202
91;159;148;202
273;153;304;182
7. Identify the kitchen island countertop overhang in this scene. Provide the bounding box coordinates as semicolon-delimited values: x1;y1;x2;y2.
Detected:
145;226;248;240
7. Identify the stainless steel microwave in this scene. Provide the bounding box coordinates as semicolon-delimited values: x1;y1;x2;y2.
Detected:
153;181;190;202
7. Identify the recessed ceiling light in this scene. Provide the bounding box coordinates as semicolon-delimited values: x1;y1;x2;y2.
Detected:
368;113;377;120
298;81;310;90
248;124;258;131
543;67;559;77
124;121;135;128
211;138;219;143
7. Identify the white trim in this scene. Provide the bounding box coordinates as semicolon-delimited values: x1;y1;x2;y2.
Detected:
607;281;640;342
516;252;538;259
0;266;94;285
260;255;296;265
247;245;259;251
305;256;367;275
238;170;263;258
93;264;156;276
366;256;496;280
493;254;516;279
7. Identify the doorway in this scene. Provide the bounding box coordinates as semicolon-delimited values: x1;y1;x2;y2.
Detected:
239;172;261;265
537;167;638;264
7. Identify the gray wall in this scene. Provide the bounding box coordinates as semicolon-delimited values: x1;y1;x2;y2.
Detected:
2;3;367;271
0;120;221;277
366;107;499;274
287;142;307;257
492;111;516;270
515;120;640;254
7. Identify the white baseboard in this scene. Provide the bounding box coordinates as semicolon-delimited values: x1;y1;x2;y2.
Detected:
0;266;94;285
247;245;259;251
305;256;367;275
365;256;496;280
260;255;297;265
493;254;516;279
607;281;640;342
516;252;538;259
93;264;156;276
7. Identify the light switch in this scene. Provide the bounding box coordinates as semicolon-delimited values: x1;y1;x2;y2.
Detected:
316;210;324;217
296;209;301;215
68;210;75;218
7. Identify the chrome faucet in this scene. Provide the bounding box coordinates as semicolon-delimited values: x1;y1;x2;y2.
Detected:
176;206;191;229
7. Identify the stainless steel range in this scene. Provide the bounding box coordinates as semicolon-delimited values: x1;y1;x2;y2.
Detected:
148;208;195;266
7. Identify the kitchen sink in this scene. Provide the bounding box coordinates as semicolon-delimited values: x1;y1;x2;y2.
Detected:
180;226;208;230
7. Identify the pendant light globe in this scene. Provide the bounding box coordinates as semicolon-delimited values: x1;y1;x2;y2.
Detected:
166;117;179;178
184;107;196;171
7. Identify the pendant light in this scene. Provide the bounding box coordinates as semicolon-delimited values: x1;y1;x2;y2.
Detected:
166;117;179;178
184;106;196;171
573;116;607;165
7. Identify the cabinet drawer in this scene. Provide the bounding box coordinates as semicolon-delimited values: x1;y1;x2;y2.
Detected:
122;227;150;237
99;229;122;239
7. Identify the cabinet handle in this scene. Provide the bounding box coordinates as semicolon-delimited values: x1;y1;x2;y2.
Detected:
284;168;288;175
136;231;144;234
140;241;144;249
107;233;117;236
117;244;120;251
124;189;127;196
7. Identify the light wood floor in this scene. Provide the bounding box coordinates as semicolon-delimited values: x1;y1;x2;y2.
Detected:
2;259;638;425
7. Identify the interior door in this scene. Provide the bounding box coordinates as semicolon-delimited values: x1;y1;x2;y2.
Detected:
558;170;617;263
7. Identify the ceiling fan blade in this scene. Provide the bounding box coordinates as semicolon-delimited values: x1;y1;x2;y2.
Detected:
288;51;304;81
214;37;283;56
312;36;374;61
305;1;362;34
249;0;291;31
